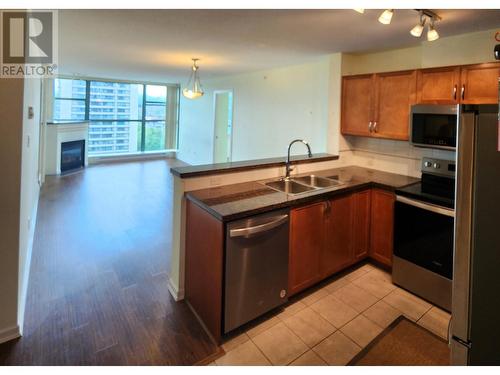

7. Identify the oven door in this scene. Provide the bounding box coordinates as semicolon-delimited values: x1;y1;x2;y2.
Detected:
394;195;455;280
410;104;458;150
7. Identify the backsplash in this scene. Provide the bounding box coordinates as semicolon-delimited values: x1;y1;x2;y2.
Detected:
340;136;456;178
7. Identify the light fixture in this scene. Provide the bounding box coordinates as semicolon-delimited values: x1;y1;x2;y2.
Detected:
378;9;393;25
182;58;204;99
427;17;440;41
410;11;426;37
354;9;364;14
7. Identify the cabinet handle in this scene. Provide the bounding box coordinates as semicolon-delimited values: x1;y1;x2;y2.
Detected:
368;121;373;133
373;121;378;133
461;85;465;100
324;201;332;216
453;85;457;100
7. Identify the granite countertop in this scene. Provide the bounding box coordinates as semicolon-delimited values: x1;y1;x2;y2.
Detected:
185;166;420;222
170;153;339;178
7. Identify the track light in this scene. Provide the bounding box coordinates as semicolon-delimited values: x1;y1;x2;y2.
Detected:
378;9;393;25
410;11;426;37
427;18;440;41
354;9;365;14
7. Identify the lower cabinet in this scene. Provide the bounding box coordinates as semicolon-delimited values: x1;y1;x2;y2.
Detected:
289;201;325;295
289;188;393;295
321;194;354;277
369;189;395;267
353;190;371;261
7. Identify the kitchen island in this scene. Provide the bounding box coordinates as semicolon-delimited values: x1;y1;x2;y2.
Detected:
183;165;419;343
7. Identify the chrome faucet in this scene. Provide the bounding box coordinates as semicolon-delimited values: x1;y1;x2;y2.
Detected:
285;139;313;180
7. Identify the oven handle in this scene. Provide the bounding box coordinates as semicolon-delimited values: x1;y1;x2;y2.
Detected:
396;195;455;218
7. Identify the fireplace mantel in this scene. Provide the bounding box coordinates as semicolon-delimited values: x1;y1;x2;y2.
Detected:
45;122;89;175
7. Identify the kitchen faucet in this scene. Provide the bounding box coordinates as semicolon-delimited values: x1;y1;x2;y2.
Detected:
285;139;313;180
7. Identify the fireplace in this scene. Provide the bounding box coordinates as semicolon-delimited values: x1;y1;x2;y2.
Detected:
61;140;85;173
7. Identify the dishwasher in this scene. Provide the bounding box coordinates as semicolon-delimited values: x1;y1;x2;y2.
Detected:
224;209;289;333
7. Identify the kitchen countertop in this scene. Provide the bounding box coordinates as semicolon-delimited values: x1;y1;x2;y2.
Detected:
170;153;339;178
185;166;420;222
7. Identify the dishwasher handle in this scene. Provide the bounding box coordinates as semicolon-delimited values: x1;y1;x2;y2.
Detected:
229;214;289;238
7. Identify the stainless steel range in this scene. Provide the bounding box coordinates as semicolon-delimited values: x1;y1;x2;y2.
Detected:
392;157;456;311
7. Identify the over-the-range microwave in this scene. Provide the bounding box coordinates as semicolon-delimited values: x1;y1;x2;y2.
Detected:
410;104;458;150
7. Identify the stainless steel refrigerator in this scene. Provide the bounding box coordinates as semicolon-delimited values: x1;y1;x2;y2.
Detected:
451;97;500;364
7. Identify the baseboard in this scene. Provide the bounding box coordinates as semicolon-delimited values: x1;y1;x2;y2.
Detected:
167;276;185;301
0;325;21;344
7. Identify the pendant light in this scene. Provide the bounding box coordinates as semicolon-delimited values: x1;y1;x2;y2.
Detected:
182;58;204;99
378;9;393;25
410;11;426;37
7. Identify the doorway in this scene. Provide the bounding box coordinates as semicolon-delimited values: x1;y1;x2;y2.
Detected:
213;90;233;163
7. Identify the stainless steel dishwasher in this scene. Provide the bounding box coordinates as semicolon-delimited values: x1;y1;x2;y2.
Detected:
224;209;289;333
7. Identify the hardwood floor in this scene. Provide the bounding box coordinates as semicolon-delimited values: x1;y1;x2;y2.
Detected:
0;158;220;365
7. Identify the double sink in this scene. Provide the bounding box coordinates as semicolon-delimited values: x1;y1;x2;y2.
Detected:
263;174;344;195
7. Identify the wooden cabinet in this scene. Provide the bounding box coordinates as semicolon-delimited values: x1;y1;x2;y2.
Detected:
416;63;500;105
416;66;461;104
289;202;325;295
341;71;416;141
353;190;371;261
321;194;354;277
369;189;395;267
373;70;416;140
341;74;374;137
460;63;500;104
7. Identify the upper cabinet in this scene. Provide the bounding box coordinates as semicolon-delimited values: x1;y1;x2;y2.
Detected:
416;63;500;105
342;62;500;140
342;71;416;141
416;66;461;104
374;70;417;140
341;74;374;137
460;63;500;104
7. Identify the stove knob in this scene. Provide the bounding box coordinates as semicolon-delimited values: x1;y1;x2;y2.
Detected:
424;161;432;167
433;163;441;169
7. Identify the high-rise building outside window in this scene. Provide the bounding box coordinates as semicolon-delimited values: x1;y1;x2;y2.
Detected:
51;78;179;156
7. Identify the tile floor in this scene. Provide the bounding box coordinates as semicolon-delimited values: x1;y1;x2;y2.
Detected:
212;263;452;366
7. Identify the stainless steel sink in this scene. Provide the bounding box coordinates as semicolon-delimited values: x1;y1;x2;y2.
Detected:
265;179;317;195
292;175;343;188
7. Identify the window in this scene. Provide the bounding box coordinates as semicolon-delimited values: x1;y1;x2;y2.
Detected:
53;78;87;121
51;78;179;156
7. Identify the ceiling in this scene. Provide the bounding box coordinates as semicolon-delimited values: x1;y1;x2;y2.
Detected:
58;9;500;83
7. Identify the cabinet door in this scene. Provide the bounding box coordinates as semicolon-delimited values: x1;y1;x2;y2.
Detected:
416;67;461;104
289;202;325;295
460;63;500;104
353;190;371;261
370;189;395;267
341;74;375;137
321;194;353;277
373;70;416;140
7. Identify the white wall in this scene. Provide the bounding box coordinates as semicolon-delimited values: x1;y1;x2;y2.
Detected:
18;78;42;332
0;77;42;343
177;57;332;165
0;78;24;343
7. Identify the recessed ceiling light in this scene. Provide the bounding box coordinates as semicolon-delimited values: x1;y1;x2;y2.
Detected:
378;9;394;25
